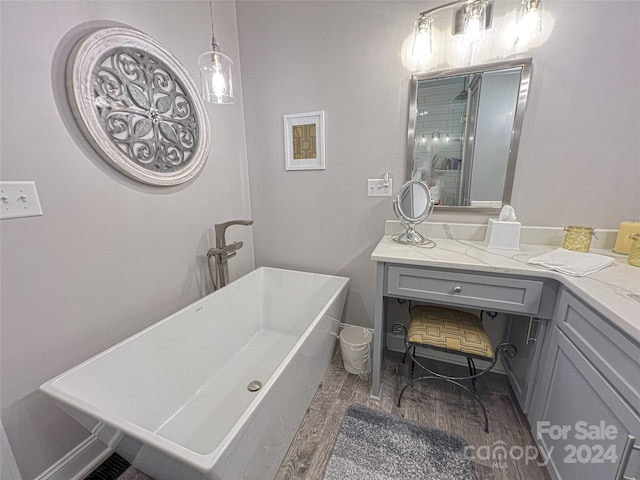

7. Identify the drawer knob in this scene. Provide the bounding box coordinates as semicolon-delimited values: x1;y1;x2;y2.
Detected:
453;286;462;293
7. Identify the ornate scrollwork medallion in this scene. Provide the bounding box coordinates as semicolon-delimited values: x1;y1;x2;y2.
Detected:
67;27;210;186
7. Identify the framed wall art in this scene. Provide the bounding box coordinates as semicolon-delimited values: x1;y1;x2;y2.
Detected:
283;111;325;171
67;27;210;186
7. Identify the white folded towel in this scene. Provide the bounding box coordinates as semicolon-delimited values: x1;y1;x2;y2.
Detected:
527;248;615;277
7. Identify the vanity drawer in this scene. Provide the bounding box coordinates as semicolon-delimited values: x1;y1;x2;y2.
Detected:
387;266;543;314
555;288;640;412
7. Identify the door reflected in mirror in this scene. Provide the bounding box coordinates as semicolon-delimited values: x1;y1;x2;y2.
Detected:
407;59;532;212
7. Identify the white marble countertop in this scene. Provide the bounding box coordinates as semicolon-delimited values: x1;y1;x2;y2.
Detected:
372;233;640;343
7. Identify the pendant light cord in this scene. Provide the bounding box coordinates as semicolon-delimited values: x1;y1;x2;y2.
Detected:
208;0;219;51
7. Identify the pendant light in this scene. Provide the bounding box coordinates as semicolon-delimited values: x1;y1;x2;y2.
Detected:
198;0;236;104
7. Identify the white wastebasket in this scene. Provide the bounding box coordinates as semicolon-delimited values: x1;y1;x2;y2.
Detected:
339;326;372;377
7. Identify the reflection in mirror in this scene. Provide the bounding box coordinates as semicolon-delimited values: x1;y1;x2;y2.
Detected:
398;180;431;221
392;180;435;247
406;58;532;212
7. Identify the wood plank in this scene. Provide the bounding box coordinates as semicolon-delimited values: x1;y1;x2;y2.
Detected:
276;349;551;480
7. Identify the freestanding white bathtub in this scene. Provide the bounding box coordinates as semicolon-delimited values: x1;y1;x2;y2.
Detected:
41;267;349;480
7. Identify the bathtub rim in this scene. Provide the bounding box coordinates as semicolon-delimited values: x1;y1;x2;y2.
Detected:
39;267;349;472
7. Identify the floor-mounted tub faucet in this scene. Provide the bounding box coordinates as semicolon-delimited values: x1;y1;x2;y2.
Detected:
207;220;253;291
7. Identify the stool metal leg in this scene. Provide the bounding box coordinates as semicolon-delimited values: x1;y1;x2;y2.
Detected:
410;346;416;379
467;357;478;394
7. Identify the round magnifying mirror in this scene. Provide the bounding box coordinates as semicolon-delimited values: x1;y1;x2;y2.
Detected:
392;180;435;246
397;180;433;223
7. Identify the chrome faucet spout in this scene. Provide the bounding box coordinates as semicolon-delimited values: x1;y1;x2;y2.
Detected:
215;220;254;248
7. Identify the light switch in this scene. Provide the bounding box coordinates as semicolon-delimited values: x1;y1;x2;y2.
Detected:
367;178;393;197
0;181;43;219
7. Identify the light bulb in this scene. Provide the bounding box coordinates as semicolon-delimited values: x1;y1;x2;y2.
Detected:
465;18;482;42
517;5;542;41
211;69;227;100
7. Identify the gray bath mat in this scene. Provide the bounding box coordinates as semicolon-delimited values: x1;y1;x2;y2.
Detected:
324;405;472;480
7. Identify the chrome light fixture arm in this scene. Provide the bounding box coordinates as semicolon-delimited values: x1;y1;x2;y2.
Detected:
418;0;478;18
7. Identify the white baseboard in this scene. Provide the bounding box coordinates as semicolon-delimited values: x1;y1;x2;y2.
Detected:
35;424;120;480
386;333;506;375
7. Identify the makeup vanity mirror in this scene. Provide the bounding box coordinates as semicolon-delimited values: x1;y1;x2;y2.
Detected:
406;58;532;212
392;180;435;246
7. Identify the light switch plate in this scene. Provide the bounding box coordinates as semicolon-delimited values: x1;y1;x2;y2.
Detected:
0;181;43;219
367;179;393;197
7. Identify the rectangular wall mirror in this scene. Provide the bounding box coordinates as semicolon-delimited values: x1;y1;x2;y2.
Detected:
406;58;532;212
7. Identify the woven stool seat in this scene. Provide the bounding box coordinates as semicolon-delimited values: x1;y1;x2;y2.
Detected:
408;305;494;359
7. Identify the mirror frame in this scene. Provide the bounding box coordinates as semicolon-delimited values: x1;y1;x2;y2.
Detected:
406;58;533;213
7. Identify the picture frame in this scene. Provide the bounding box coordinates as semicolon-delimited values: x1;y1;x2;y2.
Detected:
283;111;325;171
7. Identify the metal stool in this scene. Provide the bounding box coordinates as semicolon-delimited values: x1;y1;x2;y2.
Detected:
392;305;517;433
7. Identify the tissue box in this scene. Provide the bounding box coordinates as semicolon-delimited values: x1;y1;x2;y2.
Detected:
485;219;521;250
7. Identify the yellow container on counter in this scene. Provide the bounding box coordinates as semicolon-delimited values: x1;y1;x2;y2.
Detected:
628;234;640;267
614;217;640;254
563;225;594;253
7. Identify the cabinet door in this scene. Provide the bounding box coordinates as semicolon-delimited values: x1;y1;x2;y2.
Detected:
529;326;640;480
502;316;547;414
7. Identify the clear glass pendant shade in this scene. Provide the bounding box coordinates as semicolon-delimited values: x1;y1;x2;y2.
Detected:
517;0;542;41
411;16;433;62
198;49;236;104
463;1;487;43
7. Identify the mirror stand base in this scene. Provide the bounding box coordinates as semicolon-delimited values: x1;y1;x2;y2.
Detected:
392;226;436;248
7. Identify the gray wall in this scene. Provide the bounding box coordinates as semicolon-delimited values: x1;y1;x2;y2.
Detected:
0;1;253;478
237;0;640;328
2;0;639;478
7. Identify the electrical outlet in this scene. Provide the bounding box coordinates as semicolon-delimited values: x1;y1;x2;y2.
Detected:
367;178;393;197
0;181;43;219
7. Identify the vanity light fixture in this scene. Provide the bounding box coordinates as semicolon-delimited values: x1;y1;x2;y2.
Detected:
198;0;236;104
410;0;508;61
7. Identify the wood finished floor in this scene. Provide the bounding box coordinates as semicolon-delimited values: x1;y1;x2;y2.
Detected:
110;347;551;480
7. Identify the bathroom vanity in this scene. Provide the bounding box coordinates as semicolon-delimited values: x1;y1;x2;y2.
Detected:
371;223;640;480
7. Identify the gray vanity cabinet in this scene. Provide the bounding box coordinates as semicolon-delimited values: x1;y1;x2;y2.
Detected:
529;288;640;480
502;315;547;415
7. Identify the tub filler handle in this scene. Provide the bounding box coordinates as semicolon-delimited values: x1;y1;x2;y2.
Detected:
207;220;253;291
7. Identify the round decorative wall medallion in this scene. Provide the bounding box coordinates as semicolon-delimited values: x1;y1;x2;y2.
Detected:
67;27;211;186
